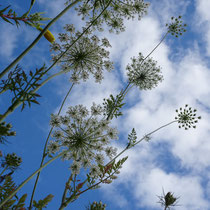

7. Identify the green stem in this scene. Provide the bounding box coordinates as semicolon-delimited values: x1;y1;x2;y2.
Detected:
28;83;75;210
106;120;177;167
72;168;122;202
133;120;177;146
0;0;81;79
0;150;68;208
0;166;8;177
25;0;36;17
142;31;169;63
60;174;73;209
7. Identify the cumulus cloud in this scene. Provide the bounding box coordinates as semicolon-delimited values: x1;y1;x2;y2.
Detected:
0;23;19;60
96;1;210;209
195;0;210;56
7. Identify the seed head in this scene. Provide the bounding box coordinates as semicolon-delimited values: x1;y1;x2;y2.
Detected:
175;104;201;130
166;16;187;37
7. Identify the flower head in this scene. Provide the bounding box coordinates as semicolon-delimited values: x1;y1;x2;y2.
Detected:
166;16;187;37
70;161;81;175
38;27;55;43
175;104;201;130
0;121;16;143
65;0;149;34
1;153;22;171
48;103;118;173
50;25;113;83
87;201;106;210
126;52;163;90
158;191;179;209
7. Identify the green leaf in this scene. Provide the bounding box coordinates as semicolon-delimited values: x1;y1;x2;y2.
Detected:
1;16;13;25
30;99;40;105
33;194;54;209
30;0;36;7
14;194;27;209
0;5;10;13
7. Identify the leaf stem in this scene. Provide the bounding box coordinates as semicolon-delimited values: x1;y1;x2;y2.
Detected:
0;150;68;208
28;83;75;209
106;120;177;167
0;166;8;177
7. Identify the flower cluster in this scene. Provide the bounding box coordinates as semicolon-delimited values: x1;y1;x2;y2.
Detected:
166;16;187;37
0;122;16;144
65;0;150;34
158;191;179;209
87;201;106;210
50;25;113;83
0;122;16;137
48;103;118;176
126;52;163;90
1;153;22;171
175;104;201;129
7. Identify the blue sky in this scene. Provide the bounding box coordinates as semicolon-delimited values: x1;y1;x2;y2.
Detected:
1;0;210;209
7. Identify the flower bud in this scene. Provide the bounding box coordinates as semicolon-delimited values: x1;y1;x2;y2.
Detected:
38;27;55;43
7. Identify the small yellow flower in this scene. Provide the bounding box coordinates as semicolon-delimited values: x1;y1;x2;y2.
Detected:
38;27;55;43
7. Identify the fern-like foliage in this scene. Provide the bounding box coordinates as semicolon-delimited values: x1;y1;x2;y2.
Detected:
127;128;137;148
0;121;16;144
0;175;27;210
0;5;50;28
0;64;47;110
32;194;54;209
103;93;125;120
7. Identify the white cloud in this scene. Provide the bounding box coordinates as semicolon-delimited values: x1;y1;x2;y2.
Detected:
0;23;19;60
133;168;208;210
195;0;210;56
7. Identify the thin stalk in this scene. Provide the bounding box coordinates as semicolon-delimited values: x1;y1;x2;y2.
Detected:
142;31;169;63
0;150;68;208
0;166;8;177
59;175;78;209
60;174;73;207
133;120;177;147
72;168;124;202
0;0;81;79
28;83;75;209
106;120;177;167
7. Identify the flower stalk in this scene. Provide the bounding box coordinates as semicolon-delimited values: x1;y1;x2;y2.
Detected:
28;83;75;210
0;150;68;208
